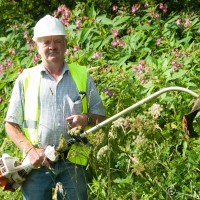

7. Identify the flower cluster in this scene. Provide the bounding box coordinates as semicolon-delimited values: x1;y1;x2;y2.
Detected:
97;145;109;160
131;4;140;14
24;31;36;52
171;49;188;71
111;29;125;48
104;87;113;97
24;31;41;65
132;60;150;84
112;39;125;48
75;19;82;28
176;18;190;28
91;52;103;59
9;48;16;55
148;103;163;119
159;3;168;13
156;38;162;46
33;54;40;64
112;5;118;11
0;60;13;74
54;5;71;26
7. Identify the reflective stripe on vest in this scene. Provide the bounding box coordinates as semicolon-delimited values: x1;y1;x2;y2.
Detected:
22;65;41;144
22;63;90;166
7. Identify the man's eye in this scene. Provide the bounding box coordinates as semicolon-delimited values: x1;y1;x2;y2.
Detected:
44;41;50;45
55;40;62;43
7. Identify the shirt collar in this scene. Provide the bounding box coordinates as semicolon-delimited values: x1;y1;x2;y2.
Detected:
39;61;69;75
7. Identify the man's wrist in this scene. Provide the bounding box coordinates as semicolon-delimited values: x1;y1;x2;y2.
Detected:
84;113;92;125
24;146;35;155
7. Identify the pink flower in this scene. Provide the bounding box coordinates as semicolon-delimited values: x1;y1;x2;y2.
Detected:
163;7;168;13
119;41;125;48
0;96;3;103
63;12;70;19
0;64;4;74
61;18;70;26
83;16;88;20
92;52;102;59
9;48;16;54
112;30;119;37
7;60;12;68
76;19;82;28
159;3;164;10
57;6;63;13
154;13;160;19
33;54;40;64
131;4;140;14
29;43;35;52
184;19;190;28
112;40;118;47
73;45;79;52
54;5;71;26
132;60;150;83
132;65;137;72
171;59;182;71
18;69;23;75
112;5;118;11
171;60;176;66
55;5;70;19
24;32;28;38
156;38;161;46
138;60;145;68
176;19;181;26
65;49;70;55
146;21;151;26
104;88;113;97
57;5;67;13
140;77;146;84
159;3;168;12
11;48;16;54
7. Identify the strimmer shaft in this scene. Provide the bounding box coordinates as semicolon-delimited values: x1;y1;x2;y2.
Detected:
80;86;199;138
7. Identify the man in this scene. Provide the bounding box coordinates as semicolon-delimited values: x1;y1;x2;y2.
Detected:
5;15;105;200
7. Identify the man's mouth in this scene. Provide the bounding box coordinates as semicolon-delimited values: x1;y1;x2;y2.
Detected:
48;52;58;56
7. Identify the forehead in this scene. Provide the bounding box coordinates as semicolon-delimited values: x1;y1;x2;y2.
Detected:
38;35;65;41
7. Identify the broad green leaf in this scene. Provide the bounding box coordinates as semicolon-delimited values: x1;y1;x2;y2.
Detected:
0;37;7;43
86;5;96;19
113;16;130;27
166;69;187;81
164;15;180;26
79;28;92;43
96;14;113;25
116;55;130;67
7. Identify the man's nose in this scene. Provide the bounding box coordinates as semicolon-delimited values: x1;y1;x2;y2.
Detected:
49;41;57;49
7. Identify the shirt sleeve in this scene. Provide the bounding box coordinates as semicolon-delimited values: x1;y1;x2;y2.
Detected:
86;74;106;116
5;75;24;127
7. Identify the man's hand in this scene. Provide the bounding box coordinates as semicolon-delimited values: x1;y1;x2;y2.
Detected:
5;122;51;168
66;113;105;129
25;147;51;168
66;114;88;130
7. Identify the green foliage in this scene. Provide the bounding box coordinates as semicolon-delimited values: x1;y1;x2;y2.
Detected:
0;1;200;199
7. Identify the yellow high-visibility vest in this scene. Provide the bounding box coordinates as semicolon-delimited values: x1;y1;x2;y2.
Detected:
22;63;90;166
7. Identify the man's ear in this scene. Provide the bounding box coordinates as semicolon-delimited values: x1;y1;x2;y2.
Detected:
37;43;41;55
64;38;67;47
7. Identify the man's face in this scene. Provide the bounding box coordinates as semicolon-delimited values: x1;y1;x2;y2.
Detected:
37;35;66;65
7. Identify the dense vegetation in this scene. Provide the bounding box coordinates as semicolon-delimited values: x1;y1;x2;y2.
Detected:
0;1;200;199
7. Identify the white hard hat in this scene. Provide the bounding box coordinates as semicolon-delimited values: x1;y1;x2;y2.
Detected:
33;15;66;41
